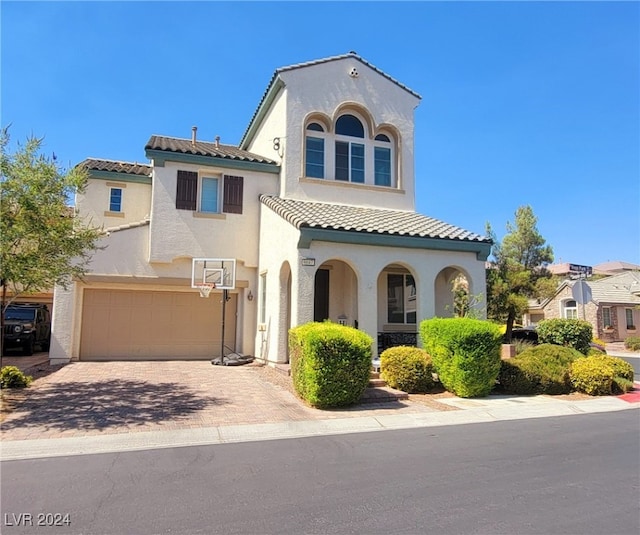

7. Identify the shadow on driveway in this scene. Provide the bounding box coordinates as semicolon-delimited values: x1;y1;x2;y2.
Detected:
1;379;227;433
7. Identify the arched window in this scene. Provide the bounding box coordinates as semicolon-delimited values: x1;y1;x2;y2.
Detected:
563;299;578;319
374;134;392;187
335;114;365;183
302;110;398;187
305;122;326;178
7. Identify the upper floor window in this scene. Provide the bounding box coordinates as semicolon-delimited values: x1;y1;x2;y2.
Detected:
200;177;219;213
176;170;243;214
305;123;325;179
563;299;577;319
109;188;122;212
374;134;392;187
303;111;398;188
335;115;365;183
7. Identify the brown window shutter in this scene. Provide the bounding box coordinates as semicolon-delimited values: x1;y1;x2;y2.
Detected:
176;170;197;210
223;175;244;214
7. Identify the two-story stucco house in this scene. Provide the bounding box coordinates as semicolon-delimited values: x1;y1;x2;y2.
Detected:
49;53;491;365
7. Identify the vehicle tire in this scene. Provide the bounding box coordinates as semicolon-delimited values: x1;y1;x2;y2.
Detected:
23;337;34;356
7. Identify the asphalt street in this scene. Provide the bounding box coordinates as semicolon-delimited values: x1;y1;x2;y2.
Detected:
2;410;639;535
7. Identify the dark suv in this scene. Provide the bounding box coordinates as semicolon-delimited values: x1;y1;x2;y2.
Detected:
3;304;51;355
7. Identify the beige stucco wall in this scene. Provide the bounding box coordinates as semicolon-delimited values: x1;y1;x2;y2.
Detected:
50;223;259;362
147;161;278;266
256;204;486;363
246;57;419;211
76;178;151;229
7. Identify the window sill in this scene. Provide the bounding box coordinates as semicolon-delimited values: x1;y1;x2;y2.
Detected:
192;212;227;220
104;211;125;218
300;176;405;194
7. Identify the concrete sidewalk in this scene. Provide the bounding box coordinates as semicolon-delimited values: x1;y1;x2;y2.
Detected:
2;394;636;461
1;357;638;462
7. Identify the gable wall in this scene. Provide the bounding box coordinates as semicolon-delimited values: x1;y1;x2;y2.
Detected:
77;178;151;229
247;58;419;210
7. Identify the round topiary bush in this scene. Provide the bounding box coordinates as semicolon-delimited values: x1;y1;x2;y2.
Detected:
1;366;33;389
380;346;435;393
498;344;583;395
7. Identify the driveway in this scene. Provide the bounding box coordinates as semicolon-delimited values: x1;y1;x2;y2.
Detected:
1;361;439;441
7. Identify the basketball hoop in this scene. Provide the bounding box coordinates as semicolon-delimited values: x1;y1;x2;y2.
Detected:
197;282;215;298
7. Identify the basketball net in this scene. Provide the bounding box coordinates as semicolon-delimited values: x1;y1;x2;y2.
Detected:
197;282;215;298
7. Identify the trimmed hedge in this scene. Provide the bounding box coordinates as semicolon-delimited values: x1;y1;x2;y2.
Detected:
289;322;373;408
537;318;592;355
380;346;435;393
1;366;33;389
498;344;583;395
569;357;614;396
569;354;634;395
420;318;502;398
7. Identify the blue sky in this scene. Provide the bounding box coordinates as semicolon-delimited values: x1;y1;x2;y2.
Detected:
2;1;639;267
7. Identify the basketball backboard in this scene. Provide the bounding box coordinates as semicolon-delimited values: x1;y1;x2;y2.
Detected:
191;258;236;290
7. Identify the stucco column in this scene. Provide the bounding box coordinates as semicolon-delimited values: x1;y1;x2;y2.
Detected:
293;261;316;327
49;283;77;364
358;275;378;357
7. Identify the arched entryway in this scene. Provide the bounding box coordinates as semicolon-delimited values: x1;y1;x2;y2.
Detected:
376;263;418;353
434;266;474;317
313;260;358;328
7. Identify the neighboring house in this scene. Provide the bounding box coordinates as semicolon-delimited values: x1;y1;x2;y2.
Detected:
523;271;640;342
547;260;640;277
50;52;491;364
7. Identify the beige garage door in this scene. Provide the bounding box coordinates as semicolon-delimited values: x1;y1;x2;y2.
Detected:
80;289;237;360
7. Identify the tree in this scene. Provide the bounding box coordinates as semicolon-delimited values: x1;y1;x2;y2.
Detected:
486;205;555;342
0;128;102;357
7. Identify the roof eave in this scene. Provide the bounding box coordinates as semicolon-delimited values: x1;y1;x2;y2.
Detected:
145;148;281;174
88;169;152;185
298;227;491;261
239;77;285;150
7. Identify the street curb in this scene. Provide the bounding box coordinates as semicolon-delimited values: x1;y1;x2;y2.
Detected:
1;397;636;462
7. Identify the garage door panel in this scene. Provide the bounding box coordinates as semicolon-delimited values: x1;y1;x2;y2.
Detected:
80;289;237;360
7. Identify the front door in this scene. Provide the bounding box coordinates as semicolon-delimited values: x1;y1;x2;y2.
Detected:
314;269;330;322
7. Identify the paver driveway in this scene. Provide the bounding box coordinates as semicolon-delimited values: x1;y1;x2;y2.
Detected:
1;361;436;441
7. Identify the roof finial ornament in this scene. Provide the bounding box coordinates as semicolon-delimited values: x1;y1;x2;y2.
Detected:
215;136;220;149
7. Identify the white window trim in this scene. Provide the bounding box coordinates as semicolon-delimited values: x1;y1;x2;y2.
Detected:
302;112;398;188
561;299;578;319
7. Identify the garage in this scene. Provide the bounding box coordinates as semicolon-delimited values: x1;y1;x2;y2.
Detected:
80;289;237;360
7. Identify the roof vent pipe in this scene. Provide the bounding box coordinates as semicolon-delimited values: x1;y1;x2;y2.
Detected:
191;126;197;146
215;136;220;149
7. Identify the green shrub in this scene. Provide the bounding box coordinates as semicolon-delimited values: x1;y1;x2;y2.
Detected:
537;318;593;354
0;366;33;389
498;344;583;395
420;318;502;398
624;336;640;352
590;354;635;394
288;322;373;408
569;357;614;396
514;339;536;356
380;346;435;393
587;348;606;357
